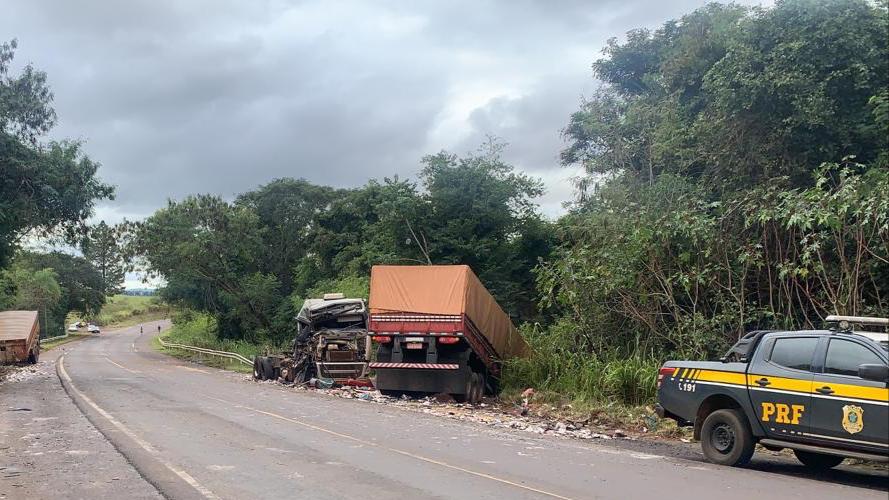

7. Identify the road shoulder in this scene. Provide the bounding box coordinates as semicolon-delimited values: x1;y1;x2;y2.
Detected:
0;346;162;500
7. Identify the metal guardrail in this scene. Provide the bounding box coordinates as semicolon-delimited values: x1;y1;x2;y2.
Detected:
157;336;253;366
41;332;70;343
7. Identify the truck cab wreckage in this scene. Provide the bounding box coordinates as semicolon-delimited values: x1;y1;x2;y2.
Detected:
253;294;371;384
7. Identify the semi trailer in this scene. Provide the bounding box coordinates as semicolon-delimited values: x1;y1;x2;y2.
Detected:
368;265;529;403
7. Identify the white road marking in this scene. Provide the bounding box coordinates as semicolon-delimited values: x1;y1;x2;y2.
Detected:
205;395;575;500
105;357;140;374
59;356;221;500
176;365;210;374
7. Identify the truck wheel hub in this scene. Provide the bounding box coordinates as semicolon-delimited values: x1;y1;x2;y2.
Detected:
712;423;735;453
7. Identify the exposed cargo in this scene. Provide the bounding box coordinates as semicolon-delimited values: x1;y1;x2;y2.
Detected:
368;265;529;403
0;310;41;364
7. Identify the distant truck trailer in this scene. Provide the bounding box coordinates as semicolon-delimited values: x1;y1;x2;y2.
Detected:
0;310;41;364
368;265;529;403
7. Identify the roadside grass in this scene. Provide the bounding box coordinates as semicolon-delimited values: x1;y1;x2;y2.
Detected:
42;333;91;351
153;314;266;374
68;295;169;328
497;321;672;435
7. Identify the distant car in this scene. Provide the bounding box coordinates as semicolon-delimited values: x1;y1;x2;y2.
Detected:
87;324;101;333
68;324;79;332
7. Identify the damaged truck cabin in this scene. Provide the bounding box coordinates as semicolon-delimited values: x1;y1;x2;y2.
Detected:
369;265;529;403
0;310;41;364
253;294;370;383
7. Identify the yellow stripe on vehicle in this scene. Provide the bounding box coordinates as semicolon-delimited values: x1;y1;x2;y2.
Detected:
672;367;680;377
680;368;689;379
822;381;889;402
695;369;747;386
747;374;813;394
747;374;888;403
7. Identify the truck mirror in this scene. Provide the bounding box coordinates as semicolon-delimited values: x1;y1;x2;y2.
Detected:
858;363;889;383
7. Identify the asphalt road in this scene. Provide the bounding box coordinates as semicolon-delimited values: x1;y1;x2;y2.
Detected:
12;322;889;499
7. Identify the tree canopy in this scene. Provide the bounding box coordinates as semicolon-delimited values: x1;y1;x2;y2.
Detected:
0;39;113;267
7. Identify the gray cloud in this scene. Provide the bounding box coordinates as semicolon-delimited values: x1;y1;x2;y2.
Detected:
1;0;769;220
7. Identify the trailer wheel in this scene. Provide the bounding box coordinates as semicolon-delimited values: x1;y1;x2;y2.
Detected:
253;357;265;381
474;373;486;403
27;349;38;364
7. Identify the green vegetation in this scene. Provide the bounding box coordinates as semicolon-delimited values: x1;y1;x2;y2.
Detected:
41;333;90;351
156;311;263;373
0;39;113;269
0;39;125;337
90;294;168;327
116;1;889;408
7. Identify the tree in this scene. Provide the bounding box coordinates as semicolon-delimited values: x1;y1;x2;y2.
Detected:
81;221;127;296
419;142;553;319
21;251;106;318
0;39;113;267
1;263;62;336
546;0;889;361
235;178;340;295
562;0;888;192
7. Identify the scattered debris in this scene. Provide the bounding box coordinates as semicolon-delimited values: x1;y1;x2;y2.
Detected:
0;362;51;384
249;376;644;443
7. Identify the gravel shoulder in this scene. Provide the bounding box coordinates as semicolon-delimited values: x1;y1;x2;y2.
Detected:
0;344;161;500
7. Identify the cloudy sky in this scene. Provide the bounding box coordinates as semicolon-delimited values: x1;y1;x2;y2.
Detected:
3;0;766;222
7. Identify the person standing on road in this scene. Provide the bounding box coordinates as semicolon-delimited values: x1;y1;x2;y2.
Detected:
157;324;161;334
140;324;143;334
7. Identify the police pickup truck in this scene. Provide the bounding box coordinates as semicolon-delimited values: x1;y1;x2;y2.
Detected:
656;315;888;468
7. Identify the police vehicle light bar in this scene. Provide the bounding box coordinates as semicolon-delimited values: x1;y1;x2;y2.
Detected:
824;315;889;326
825;315;888;333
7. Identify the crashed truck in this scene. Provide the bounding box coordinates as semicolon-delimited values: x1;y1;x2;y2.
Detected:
253;294;371;384
368;265;529;403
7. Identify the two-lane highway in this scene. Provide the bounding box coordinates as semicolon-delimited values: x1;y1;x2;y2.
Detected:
54;323;887;499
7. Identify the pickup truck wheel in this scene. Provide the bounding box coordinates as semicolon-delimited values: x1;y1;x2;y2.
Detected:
700;409;754;466
253;357;265;381
793;450;844;470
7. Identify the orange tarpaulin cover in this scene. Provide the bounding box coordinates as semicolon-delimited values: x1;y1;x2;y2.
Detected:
369;265;529;359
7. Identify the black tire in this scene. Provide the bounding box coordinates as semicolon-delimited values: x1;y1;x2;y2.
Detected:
700;409;755;466
253;357;265;381
468;373;483;404
793;450;845;470
27;350;38;364
260;357;275;381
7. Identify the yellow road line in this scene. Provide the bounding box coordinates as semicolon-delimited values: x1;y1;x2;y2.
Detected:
105;357;141;374
59;356;220;500
205;395;574;500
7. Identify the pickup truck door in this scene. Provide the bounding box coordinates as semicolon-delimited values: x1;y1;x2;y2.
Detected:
746;335;817;439
808;337;889;452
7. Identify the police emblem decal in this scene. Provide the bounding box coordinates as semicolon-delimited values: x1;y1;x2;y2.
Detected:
841;405;864;434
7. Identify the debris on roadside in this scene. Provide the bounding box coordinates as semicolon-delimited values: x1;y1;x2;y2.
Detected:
0;362;50;384
247;375;641;442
